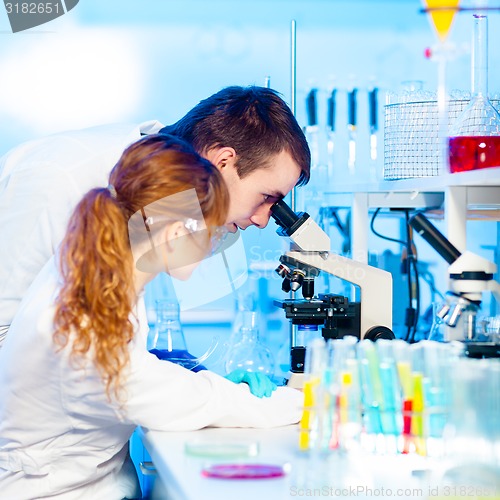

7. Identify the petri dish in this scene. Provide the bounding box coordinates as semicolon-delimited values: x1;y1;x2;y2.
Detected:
184;440;259;459
201;463;287;480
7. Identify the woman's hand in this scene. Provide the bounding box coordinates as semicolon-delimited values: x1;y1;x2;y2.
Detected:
224;370;277;398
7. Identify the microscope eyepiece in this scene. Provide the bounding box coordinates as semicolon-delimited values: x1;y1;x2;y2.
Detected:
270;199;309;237
270;199;299;228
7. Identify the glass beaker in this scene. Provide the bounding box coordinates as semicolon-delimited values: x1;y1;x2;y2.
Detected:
224;311;275;377
428;301;446;342
448;14;500;172
148;299;198;370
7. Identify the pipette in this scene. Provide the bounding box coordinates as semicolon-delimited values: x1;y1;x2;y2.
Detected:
306;88;319;169
368;87;379;163
327;88;337;179
347;88;357;174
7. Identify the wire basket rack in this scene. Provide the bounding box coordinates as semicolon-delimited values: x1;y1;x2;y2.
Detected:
384;96;500;180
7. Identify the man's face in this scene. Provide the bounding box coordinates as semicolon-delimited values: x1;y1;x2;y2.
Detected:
218;150;302;232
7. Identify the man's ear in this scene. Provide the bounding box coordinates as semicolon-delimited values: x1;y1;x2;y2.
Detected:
205;146;237;172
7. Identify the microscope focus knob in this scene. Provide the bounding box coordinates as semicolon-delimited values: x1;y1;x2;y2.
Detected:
363;326;395;341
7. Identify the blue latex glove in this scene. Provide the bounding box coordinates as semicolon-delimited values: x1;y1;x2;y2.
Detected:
224;370;277;398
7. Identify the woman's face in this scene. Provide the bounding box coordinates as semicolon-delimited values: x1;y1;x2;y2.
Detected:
131;208;229;283
165;226;211;281
166;224;229;281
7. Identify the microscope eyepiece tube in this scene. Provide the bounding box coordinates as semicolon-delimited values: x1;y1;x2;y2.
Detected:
409;212;462;265
270;198;311;240
270;199;299;229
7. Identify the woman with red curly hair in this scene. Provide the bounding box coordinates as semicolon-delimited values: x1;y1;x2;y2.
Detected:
0;135;302;499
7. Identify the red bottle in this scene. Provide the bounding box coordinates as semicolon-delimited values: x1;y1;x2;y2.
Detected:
449;135;500;172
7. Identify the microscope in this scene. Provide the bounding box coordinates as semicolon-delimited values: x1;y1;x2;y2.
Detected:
409;212;500;358
270;199;394;378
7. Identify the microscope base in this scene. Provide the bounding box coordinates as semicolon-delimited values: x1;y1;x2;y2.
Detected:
286;373;305;389
463;341;500;358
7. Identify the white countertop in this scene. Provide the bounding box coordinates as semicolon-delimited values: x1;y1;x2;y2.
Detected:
139;425;435;500
140;425;300;500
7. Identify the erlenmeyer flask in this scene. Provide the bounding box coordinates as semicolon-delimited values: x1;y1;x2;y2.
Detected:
148;299;200;370
448;14;500;172
229;291;257;347
225;311;275;377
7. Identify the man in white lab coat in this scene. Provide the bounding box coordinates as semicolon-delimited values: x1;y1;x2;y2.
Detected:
0;85;311;344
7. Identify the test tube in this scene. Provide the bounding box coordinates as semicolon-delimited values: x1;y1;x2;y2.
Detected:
376;339;403;453
356;340;384;453
392;340;414;454
326;336;362;453
410;340;461;457
299;338;327;452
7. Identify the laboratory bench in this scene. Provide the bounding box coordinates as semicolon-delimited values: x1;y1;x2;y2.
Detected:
137;425;440;500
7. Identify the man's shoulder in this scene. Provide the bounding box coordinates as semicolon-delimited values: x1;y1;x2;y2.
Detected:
0;121;163;179
2;120;163;158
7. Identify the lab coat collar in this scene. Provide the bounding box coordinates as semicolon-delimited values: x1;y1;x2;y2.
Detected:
136;120;164;137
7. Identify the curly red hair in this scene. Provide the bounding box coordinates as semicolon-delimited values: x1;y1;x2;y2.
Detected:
53;135;229;401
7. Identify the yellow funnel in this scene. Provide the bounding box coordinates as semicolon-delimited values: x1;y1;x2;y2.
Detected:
423;0;460;41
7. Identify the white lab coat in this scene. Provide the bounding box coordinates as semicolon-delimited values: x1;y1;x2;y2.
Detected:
0;258;303;499
0;121;164;341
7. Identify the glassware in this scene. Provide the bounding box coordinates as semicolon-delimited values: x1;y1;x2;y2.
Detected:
448;14;500;172
409;340;458;458
184;439;259;459
442;359;500;484
421;0;460;174
477;315;500;341
224;311;275;376
148;299;199;370
327;337;363;454
229;290;257;347
357;339;397;455
223;291;257;369
428;301;446;341
299;337;327;452
423;0;460;42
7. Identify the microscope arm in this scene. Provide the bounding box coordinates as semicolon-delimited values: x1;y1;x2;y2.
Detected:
285;250;393;338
